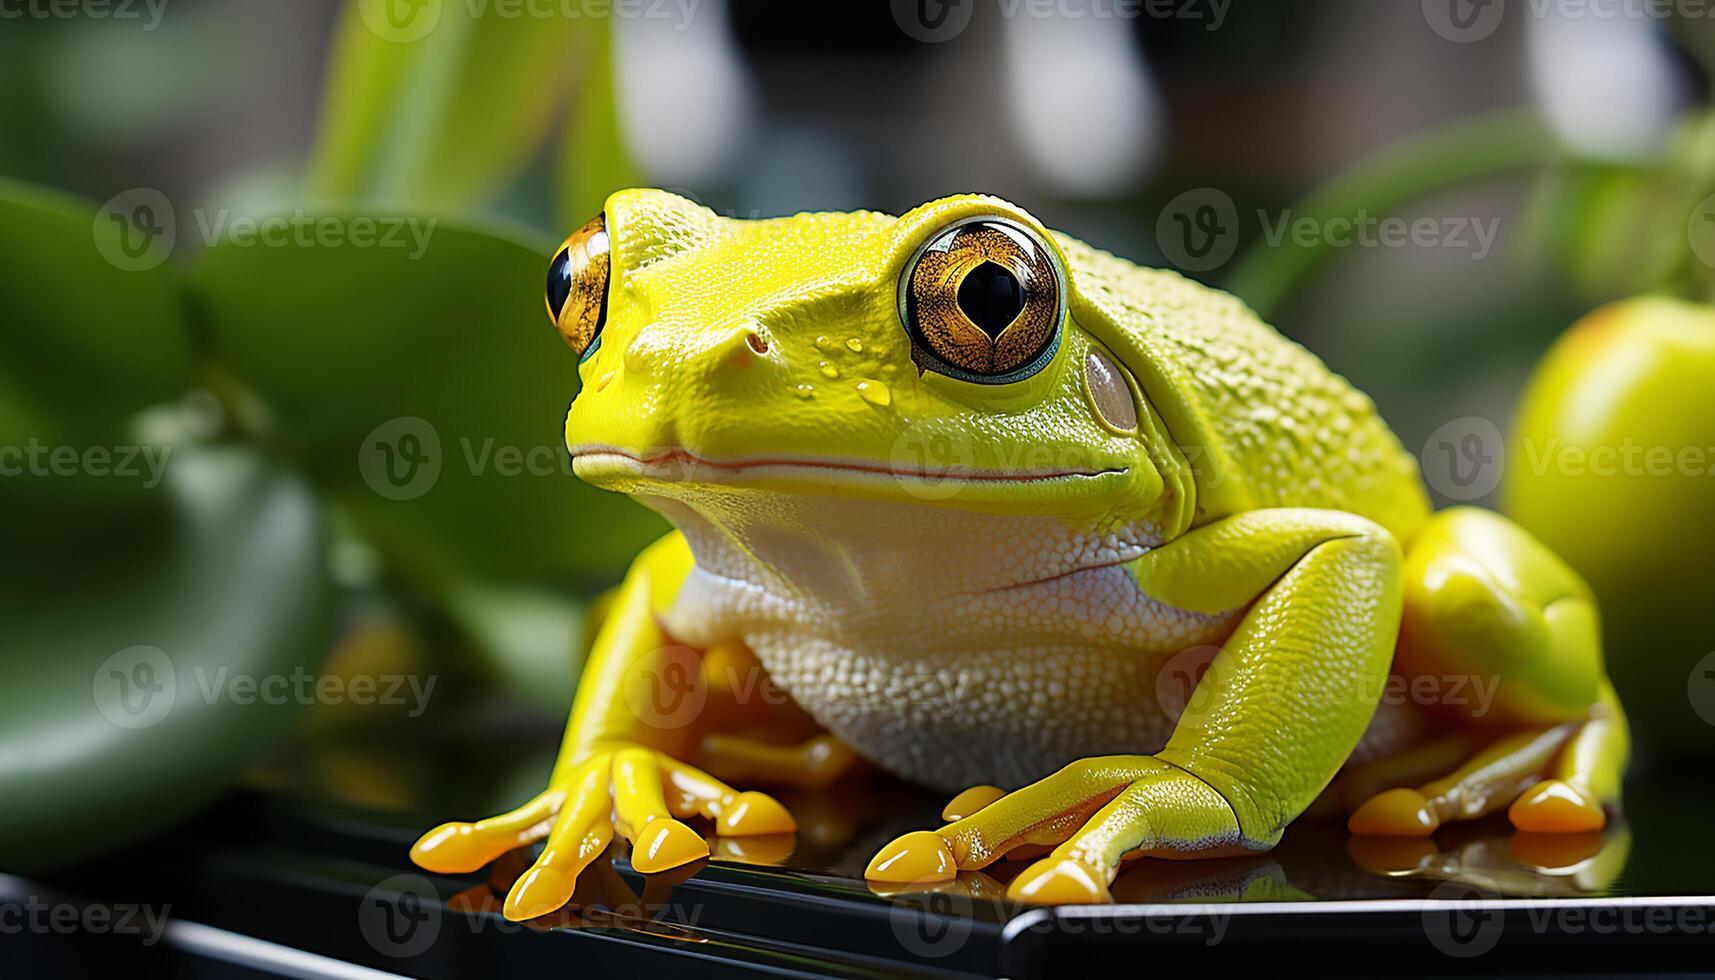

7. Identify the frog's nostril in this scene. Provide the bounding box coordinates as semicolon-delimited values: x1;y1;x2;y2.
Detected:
745;331;769;355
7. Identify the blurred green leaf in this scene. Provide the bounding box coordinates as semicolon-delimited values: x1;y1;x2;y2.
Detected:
0;179;190;448
446;583;584;718
0;446;332;871
555;22;639;229
309;1;603;211
1227;111;1564;318
189;210;666;589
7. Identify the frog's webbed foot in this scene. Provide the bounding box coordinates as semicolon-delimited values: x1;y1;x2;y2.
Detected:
411;745;794;921
1349;508;1631;837
1345;697;1625;837
863;755;1249;905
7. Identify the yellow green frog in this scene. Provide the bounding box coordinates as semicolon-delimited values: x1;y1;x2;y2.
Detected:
410;190;1628;916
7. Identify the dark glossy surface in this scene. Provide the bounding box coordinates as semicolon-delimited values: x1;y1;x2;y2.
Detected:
15;737;1715;977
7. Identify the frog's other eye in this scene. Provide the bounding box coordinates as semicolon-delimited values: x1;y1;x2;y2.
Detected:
899;216;1066;384
546;213;610;360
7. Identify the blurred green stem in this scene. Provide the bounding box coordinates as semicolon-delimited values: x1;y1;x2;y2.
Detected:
1226;110;1568;319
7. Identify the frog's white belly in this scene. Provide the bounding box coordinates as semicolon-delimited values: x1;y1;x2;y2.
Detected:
659;501;1241;788
738;615;1221;790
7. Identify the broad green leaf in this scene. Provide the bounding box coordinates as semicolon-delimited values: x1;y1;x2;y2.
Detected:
309;0;601;210
0;447;332;872
188;211;666;588
0;179;190;448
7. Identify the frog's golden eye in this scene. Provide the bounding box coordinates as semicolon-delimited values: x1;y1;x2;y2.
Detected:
546;213;610;361
899;216;1066;384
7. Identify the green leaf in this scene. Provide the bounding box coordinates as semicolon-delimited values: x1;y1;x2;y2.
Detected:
188;210;666;588
0;178;190;448
308;0;602;210
0;446;332;872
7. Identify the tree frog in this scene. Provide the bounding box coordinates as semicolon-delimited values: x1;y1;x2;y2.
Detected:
411;190;1628;915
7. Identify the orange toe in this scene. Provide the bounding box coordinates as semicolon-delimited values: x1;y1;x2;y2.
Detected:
864;831;957;884
630;818;710;873
1348;788;1440;837
942;785;1008;822
719;791;797;836
411;822;493;874
503;866;576;922
1007;857;1112;905
1508;780;1605;834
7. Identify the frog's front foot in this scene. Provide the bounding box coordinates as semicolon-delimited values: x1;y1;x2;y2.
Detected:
411;744;794;921
864;755;1249;905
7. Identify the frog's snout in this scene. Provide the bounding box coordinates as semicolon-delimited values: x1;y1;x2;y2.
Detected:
619;321;777;387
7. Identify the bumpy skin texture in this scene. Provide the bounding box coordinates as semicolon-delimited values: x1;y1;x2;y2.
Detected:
411;190;1628;913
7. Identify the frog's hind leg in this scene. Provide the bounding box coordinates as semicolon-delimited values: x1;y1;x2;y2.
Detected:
1348;508;1629;836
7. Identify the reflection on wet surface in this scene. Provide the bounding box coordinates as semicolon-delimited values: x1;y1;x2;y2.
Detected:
281;730;1709;934
401;774;1638;926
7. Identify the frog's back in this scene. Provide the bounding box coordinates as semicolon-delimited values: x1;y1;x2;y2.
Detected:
1060;236;1431;542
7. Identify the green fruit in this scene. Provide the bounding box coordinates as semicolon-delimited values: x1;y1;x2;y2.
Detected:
1506;297;1715;759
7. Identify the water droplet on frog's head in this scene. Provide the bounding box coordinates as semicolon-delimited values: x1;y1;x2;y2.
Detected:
794;384;815;399
845;338;864;353
855;380;891;407
815;335;833;351
818;361;840;379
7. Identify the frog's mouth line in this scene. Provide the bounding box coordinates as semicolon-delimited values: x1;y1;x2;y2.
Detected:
568;446;1128;484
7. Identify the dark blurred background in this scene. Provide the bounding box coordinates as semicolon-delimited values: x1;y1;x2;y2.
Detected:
3;0;1713;876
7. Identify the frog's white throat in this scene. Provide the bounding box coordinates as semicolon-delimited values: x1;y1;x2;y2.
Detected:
636;488;1158;615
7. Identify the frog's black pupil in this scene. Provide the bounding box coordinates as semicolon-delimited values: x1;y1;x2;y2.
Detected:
956;261;1026;338
546;248;574;318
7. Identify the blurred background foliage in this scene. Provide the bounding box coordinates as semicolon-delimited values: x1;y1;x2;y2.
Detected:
1;0;1713;869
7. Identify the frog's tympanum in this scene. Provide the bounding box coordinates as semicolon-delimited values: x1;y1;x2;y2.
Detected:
411;191;1629;915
